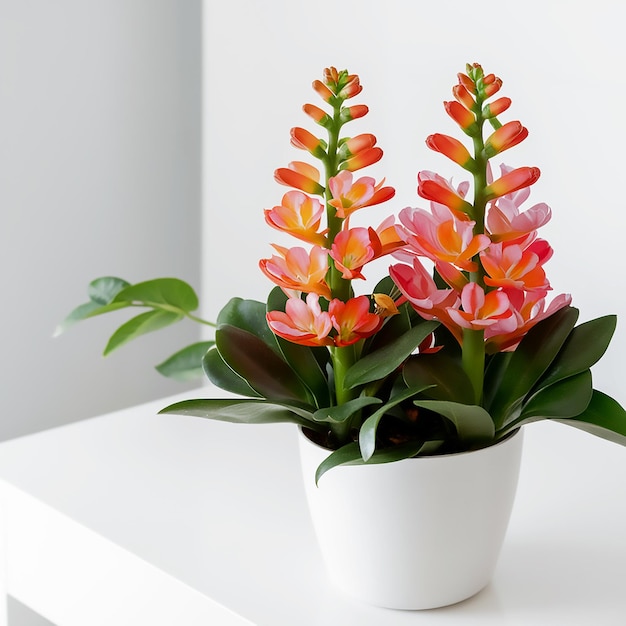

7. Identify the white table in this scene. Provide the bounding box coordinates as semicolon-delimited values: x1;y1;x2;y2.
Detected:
0;388;624;625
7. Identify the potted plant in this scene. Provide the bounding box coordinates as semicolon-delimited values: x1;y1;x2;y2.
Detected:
57;64;625;609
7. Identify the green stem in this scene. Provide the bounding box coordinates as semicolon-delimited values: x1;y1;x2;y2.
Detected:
462;327;485;405
330;343;358;442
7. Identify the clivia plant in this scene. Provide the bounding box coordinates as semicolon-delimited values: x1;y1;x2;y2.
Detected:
57;64;626;482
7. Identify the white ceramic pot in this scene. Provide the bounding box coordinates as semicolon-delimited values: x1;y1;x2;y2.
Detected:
299;428;523;610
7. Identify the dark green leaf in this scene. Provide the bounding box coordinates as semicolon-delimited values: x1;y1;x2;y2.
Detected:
315;439;434;486
312;397;382;424
359;384;433;461
202;347;261;398
218;297;278;350
159;398;318;429
155;341;214;381
113;278;199;313
520;370;593;420
344;321;439;389
216;324;312;403
535;316;617;391
103;309;182;355
552;390;626;446
489;306;579;427
88;276;130;305
413;399;495;446
402;353;474;404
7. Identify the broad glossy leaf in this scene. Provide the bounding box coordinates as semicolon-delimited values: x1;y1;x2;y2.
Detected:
344;321;439;389
535;316;617;391
315;439;434;486
218;296;278;350
88;276;130;305
159;398;318;429
488;306;579;427
313;397;382;424
359;384;433;461
403;353;474;404
202;347;261;398
483;352;513;409
155;341;214;381
113;278;199;312
216;324;312;403
413;399;495;446
553;390;626;446
103;309;182;355
520;370;593;420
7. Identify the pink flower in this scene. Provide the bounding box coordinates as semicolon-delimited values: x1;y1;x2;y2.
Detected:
397;205;491;272
485;290;573;351
447;283;518;333
266;294;333;347
389;260;460;339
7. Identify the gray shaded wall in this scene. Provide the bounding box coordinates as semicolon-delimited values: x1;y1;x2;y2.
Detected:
0;0;202;444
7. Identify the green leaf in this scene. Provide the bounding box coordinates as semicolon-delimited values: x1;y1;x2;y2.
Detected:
488;306;579;427
155;341;214;381
359;384;434;461
216;324;312;403
552;390;626;446
202;347;261;398
520;370;593;421
312;397;382;424
103;309;182;355
535;316;617;391
53;300;130;336
218;297;278;350
413;399;495;446
88;276;130;305
343;321;439;389
315;439;434;486
402;352;475;404
113;278;199;313
158;398;318;429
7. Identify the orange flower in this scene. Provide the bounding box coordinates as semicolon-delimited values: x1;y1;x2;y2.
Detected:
329;296;382;347
259;244;330;299
417;171;474;219
484;166;541;200
426;133;474;170
444;100;476;133
328;171;395;219
481;241;552;291
290;127;326;159
484;121;529;158
264;190;328;246
330;228;375;280
274;161;325;196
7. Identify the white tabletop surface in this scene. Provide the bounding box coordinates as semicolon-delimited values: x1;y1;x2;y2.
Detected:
0;386;624;625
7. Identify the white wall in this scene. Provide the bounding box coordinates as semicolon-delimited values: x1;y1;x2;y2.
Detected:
0;0;203;443
204;0;625;406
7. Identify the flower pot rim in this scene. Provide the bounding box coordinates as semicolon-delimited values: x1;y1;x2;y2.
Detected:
299;424;522;461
